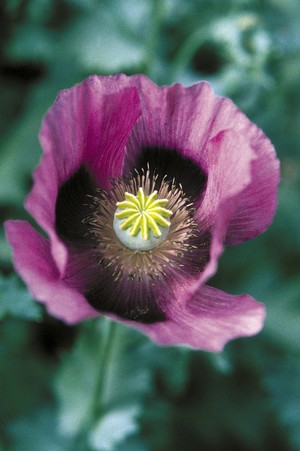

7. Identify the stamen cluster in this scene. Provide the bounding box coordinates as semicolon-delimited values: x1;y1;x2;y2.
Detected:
88;169;201;282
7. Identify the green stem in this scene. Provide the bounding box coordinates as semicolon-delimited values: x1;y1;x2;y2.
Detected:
91;319;118;420
79;318;118;451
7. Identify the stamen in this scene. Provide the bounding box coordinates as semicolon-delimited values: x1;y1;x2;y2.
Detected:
88;168;208;283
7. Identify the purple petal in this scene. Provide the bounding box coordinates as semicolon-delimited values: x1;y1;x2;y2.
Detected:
225;130;280;244
133;285;265;352
196;129;255;221
5;220;98;323
123;75;279;243
26;75;141;273
124;77;222;163
185;129;254;288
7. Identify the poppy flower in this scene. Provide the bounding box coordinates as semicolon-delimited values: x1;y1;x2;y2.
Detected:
5;74;279;351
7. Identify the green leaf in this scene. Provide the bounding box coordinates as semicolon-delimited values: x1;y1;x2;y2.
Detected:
0;228;13;266
0;273;42;321
143;343;190;397
89;405;140;451
6;23;54;63
55;320;106;437
0;318;54;425
264;356;300;449
8;407;73;451
62;4;146;73
264;278;300;351
54;319;150;437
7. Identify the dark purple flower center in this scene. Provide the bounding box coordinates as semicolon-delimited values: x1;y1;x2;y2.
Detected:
55;150;210;324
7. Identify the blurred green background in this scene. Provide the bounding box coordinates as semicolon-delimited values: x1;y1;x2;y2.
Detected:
1;0;300;450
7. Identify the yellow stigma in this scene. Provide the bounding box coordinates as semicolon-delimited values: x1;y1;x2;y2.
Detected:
115;187;173;240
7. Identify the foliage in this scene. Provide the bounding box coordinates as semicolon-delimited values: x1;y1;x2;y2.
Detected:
0;273;42;320
1;0;300;449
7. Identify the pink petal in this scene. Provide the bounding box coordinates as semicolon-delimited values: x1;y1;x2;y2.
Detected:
124;77;221;159
225;130;280;244
133;285;265;352
191;129;255;287
123;75;279;243
5;220;98;323
26;74;141;273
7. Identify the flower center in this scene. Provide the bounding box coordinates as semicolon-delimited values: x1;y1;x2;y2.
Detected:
113;187;173;250
88;168;207;284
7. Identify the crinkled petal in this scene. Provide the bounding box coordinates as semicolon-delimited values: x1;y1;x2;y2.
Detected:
123;77;223;165
26;75;141;274
189;129;254;288
197;129;255;221
225;129;280;244
123;75;279;243
132;285;266;352
5;220;98;323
